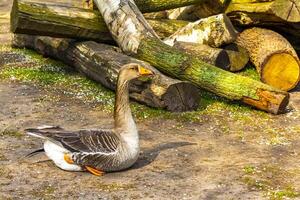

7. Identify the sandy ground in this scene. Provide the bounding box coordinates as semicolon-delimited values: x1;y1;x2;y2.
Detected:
1;1;300;199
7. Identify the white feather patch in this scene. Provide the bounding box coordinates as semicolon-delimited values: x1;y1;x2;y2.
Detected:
44;140;82;171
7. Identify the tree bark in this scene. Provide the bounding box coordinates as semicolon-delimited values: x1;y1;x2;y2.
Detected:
225;0;300;38
94;0;290;114
223;43;250;72
188;0;230;19
134;0;207;13
12;34;199;112
10;0;188;41
236;27;300;91
143;0;230;21
174;41;249;72
163;14;238;48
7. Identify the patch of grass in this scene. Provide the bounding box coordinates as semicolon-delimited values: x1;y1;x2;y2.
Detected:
243;165;256;174
0;46;270;124
268;187;299;200
242;164;300;199
238;64;260;81
0;129;23;139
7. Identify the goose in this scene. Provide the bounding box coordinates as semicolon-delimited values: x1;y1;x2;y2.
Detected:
25;63;154;176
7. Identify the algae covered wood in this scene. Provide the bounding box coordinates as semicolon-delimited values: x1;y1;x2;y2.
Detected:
223;43;250;72
174;42;249;72
174;42;231;71
164;14;238;47
94;0;289;114
12;34;199;112
10;0;187;41
190;0;230;19
236;27;300;91
134;0;207;13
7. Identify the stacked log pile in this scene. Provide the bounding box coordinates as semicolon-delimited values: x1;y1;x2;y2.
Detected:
10;0;300;114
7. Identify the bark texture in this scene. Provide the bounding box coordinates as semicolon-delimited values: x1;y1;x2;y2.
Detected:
174;42;230;71
226;0;300;38
164;14;238;47
12;34;199;112
94;0;290;114
190;0;230;19
226;0;300;24
10;0;187;42
175;42;249;72
236;28;300;91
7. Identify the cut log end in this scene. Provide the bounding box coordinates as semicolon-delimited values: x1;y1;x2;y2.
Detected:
271;0;300;23
242;89;290;115
215;50;230;71
163;82;199;112
262;53;300;91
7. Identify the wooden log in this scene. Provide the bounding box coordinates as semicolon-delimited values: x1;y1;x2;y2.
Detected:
94;0;290;114
134;0;207;13
21;0;93;9
226;0;300;24
164;6;199;21
174;42;249;72
236;28;300;91
174;41;230;71
12;34;200;112
143;0;230;21
225;0;300;38
163;14;238;47
223;43;250;72
187;0;230;19
10;0;188;41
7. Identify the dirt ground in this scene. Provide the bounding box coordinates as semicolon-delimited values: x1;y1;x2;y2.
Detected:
1;1;300;200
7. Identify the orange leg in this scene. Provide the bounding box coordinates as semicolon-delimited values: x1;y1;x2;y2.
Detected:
64;154;74;164
85;166;105;176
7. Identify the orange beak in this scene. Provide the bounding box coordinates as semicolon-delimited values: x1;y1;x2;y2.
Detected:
138;66;154;76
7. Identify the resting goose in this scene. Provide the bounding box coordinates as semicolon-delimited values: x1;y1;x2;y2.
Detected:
25;64;154;176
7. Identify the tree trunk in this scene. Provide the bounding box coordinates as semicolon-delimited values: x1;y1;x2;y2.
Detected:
94;0;290;114
163;14;238;48
12;34;199;112
236;28;300;91
188;0;230;19
134;0;207;13
10;0;188;41
174;41;249;72
143;0;230;21
225;0;300;38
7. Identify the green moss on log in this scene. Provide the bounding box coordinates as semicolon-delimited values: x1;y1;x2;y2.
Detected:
136;37;289;114
11;0;188;40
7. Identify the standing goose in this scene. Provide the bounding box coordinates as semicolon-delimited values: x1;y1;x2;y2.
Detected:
25;64;154;176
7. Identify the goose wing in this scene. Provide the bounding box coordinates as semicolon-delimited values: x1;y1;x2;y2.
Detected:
26;127;120;154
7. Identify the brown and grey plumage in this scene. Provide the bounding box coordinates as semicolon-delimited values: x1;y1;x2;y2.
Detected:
25;64;154;175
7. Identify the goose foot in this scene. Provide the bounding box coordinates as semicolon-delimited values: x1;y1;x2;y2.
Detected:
85;166;104;176
64;153;74;164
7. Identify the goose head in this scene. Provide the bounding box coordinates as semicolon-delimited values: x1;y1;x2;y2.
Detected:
119;63;154;82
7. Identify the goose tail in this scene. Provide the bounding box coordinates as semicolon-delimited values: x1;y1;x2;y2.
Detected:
24;148;45;158
25;125;62;139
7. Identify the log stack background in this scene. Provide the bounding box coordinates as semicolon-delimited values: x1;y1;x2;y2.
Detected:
9;0;300;114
